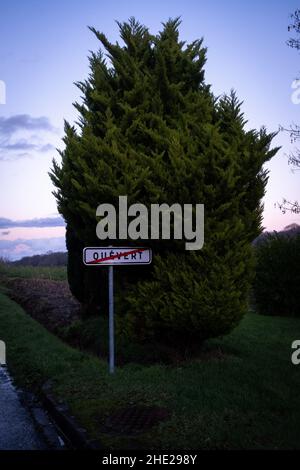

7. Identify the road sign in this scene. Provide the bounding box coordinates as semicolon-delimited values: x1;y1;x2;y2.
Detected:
83;246;152;374
83;246;152;266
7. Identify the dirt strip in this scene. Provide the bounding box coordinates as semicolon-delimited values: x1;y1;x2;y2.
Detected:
4;278;81;333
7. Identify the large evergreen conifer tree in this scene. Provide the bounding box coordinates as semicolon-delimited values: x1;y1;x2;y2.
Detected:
50;18;279;342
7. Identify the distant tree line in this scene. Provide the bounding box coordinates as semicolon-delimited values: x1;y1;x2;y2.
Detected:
13;252;67;267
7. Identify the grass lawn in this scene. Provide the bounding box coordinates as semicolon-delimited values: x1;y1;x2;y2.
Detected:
0;290;300;449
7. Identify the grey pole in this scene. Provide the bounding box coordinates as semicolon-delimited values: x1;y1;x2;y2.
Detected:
108;265;115;374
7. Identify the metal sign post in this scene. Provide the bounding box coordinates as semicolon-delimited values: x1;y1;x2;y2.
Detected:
108;265;114;374
83;247;152;374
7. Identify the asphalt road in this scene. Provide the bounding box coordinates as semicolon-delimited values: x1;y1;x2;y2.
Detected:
0;366;47;449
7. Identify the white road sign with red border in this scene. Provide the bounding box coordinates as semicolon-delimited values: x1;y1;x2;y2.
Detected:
83;247;152;266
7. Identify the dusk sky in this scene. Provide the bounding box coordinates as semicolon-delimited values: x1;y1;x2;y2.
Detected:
0;0;299;260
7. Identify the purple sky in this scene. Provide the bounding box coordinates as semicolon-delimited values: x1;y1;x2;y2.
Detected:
0;0;299;260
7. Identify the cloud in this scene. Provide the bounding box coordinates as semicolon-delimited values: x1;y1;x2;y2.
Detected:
0;114;57;160
0;237;66;261
13;243;31;254
0;115;55;136
0;139;39;151
1;231;10;235
40;143;55;152
0;139;55;153
0;216;65;229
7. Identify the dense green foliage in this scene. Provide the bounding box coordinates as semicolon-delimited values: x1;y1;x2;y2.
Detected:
50;17;278;342
253;233;300;317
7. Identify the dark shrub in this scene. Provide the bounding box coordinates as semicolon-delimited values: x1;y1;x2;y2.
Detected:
253;233;300;316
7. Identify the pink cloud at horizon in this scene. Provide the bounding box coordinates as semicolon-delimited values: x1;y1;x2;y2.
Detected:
0;226;66;241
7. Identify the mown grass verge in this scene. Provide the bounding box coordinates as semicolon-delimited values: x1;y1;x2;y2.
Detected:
0;291;300;449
